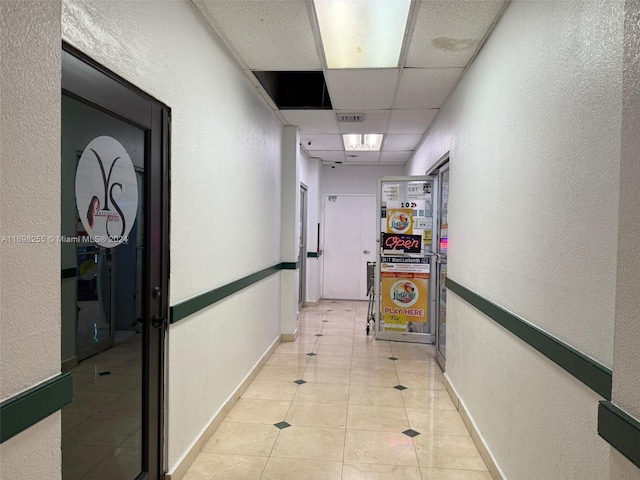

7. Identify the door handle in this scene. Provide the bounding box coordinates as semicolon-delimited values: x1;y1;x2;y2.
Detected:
363;250;371;255
152;314;166;328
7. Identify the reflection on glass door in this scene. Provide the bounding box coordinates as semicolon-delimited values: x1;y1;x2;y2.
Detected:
436;165;449;365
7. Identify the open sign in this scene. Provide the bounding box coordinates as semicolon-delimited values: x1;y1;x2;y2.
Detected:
382;233;422;253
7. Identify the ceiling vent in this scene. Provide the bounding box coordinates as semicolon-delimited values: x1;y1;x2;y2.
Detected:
337;113;365;123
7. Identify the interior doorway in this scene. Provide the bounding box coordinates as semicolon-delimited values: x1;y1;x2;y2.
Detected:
60;44;169;479
322;195;376;300
299;184;308;310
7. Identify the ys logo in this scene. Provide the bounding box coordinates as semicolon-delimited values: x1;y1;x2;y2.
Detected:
75;136;138;248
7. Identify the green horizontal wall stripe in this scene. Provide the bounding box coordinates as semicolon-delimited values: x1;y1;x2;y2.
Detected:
445;277;612;400
61;267;76;279
0;372;73;444
307;251;322;258
170;262;298;324
598;401;640;469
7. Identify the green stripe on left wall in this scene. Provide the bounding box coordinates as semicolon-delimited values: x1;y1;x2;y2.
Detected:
170;261;299;324
0;372;73;444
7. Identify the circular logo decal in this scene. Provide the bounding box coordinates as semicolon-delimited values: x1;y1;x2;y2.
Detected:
75;136;138;248
389;212;411;234
390;280;419;308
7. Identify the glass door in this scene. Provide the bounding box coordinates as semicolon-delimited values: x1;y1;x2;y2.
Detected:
435;165;449;367
61;45;168;480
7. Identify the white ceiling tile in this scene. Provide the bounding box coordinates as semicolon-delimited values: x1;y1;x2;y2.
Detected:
383;134;424;151
281;110;340;134
326;70;400;110
388;109;438;134
380;152;412;164
300;134;344;151
337;110;391;134
201;0;322;70
406;1;505;68
344;151;381;163
395;68;464;109
308;150;346;163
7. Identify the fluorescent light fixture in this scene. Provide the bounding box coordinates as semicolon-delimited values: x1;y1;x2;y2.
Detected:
343;133;384;151
313;0;411;69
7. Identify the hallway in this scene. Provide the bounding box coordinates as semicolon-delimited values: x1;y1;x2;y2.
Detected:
183;301;489;480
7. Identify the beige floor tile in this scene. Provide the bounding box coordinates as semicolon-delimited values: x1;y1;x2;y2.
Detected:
413;435;487;471
71;372;96;390
82;447;141;480
397;371;445;390
307;354;352;369
350;368;399;388
389;350;435;361
316;335;354;346
303;366;352;384
110;358;142;375
294;334;323;344
255;365;306;382
202;422;279;456
342;463;422;480
402;389;457;411
286;402;348;428
351;356;397;371
313;344;354;356
271;426;345;461
182;453;268;480
266;353;310;367
293;383;350;404
62;413;88;434
347;405;409;432
393;360;437;373
343;430;418;466
348;385;405;407
421;467;493;479
62;391;125;415
96;393;141;417
242;380;298;401
71;359;129;375
225;398;290;425
405;409;469;436
62;415;141;446
62;444;114;480
352;346;393;358
275;342;311;355
261;458;342;480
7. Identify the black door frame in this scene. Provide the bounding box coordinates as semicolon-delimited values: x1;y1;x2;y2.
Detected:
62;42;170;479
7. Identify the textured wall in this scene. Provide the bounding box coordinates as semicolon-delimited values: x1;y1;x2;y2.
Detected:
62;0;284;471
405;0;624;478
610;1;640;478
0;0;62;478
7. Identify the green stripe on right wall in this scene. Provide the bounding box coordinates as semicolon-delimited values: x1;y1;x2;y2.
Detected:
445;277;612;399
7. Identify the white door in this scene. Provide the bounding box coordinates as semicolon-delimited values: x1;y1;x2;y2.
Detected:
322;195;376;300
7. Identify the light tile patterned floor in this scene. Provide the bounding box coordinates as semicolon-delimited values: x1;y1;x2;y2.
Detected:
184;300;490;480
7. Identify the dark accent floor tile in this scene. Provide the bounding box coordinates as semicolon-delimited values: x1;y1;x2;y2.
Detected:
394;385;407;391
388;357;399;361
306;353;317;357
315;334;324;337
98;371;111;376
294;379;307;385
274;421;291;429
403;429;420;438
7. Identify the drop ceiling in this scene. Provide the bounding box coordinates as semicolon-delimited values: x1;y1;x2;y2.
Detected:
193;0;508;166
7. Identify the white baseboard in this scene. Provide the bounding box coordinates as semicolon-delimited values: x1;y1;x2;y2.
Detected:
442;373;506;480
281;327;299;342
165;336;282;480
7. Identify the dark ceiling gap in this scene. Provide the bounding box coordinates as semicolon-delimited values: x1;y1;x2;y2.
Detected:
252;71;332;110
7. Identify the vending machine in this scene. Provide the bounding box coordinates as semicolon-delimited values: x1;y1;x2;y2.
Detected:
375;176;436;343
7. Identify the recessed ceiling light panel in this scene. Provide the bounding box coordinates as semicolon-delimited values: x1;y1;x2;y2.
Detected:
314;0;412;69
343;133;384;151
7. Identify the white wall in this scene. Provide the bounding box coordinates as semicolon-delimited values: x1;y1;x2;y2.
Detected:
405;0;624;478
611;1;640;478
300;150;322;303
321;164;404;195
0;1;63;478
62;0;284;472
